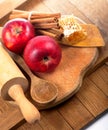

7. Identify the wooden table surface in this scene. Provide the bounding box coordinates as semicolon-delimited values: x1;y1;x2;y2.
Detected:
0;0;108;130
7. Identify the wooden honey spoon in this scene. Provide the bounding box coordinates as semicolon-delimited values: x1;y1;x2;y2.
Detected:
13;54;58;105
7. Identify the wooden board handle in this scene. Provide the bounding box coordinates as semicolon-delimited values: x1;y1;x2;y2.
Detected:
8;84;40;123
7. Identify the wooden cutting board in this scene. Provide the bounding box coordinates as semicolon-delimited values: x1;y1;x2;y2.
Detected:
35;46;98;109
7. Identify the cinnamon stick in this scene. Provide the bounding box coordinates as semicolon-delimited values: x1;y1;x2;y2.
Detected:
30;17;58;23
37;29;56;38
10;10;64;40
11;10;61;19
46;28;63;36
36;29;64;40
34;23;60;29
9;10;61;30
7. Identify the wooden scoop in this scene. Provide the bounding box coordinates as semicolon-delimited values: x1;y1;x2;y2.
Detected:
0;44;40;123
13;55;58;105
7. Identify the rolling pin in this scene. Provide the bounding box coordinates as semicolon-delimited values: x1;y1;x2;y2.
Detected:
0;44;40;123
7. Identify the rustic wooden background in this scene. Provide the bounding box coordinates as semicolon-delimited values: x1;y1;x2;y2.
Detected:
0;0;108;130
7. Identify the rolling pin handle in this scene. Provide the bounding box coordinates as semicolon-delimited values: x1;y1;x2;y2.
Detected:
8;84;40;123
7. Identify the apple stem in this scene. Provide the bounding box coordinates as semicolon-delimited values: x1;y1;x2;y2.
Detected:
43;56;49;62
16;28;22;34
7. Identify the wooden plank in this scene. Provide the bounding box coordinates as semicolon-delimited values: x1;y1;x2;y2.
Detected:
0;98;23;130
15;122;42;130
16;109;73;130
76;76;108;116
41;0;91;23
0;0;27;19
40;110;72;130
89;64;108;96
97;64;108;84
58;96;93;130
69;0;108;35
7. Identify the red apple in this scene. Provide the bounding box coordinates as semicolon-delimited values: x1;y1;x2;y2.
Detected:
2;18;35;54
23;36;62;73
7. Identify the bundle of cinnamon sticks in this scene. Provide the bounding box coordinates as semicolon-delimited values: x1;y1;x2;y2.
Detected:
9;10;64;40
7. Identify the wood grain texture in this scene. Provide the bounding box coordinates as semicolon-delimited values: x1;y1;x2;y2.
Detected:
69;0;108;35
89;64;108;96
0;99;23;130
76;78;108;116
0;0;27;19
16;109;73;130
58;96;94;130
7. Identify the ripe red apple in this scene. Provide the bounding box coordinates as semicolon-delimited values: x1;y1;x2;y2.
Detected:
2;18;35;54
23;36;62;73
